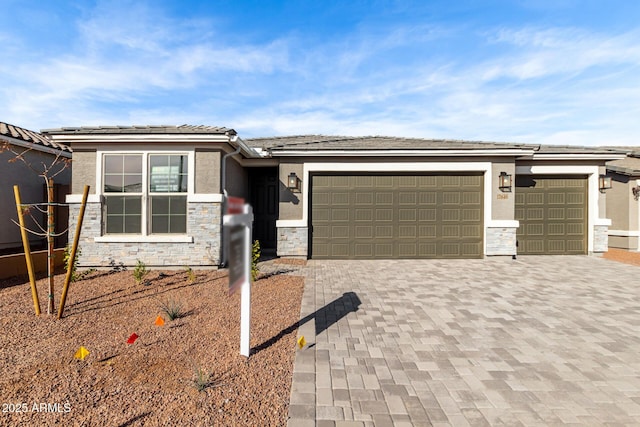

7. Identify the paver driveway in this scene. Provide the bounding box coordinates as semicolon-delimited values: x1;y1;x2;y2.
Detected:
287;256;640;426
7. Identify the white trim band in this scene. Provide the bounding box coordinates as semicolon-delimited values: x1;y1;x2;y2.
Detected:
487;220;520;228
66;194;101;203
274;149;534;157
608;230;640;237
189;193;223;203
95;235;194;243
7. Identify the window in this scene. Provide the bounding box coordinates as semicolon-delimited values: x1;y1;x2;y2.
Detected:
149;155;188;233
103;153;188;234
104;155;142;234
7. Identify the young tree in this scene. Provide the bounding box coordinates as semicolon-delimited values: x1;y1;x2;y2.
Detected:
2;141;71;314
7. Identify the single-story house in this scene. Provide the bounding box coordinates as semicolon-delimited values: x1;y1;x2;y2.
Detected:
43;125;624;267
0;122;72;253
606;151;640;251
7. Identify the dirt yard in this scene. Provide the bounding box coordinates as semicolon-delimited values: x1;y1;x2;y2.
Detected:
603;247;640;267
0;262;305;426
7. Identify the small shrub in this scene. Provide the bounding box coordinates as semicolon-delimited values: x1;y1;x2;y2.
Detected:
63;244;80;282
64;245;94;281
193;365;212;392
133;259;150;285
184;266;196;283
159;298;185;321
251;240;261;282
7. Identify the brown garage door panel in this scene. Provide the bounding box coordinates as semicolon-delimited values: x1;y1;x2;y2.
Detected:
515;176;587;255
311;174;484;259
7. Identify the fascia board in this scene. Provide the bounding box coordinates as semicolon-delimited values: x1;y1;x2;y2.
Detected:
532;153;626;161
229;136;262;158
48;134;232;143
271;149;535;157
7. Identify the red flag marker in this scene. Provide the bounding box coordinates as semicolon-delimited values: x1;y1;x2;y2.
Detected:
126;333;139;344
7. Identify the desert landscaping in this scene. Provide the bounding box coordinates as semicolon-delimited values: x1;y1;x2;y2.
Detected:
0;260;305;426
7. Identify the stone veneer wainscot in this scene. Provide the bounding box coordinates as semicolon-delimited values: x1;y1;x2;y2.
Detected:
67;201;222;268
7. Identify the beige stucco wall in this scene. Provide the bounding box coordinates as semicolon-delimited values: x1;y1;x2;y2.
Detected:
277;156;518;223
195;149;220;193
71;149;97;194
609;235;638;250
491;161;516;220
598;165;608;219
607;172;631;231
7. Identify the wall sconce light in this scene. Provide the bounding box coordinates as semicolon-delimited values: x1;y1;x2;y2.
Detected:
498;172;512;192
599;175;612;192
288;172;301;192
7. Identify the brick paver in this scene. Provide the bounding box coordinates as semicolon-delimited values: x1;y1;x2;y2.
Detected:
287;256;640;426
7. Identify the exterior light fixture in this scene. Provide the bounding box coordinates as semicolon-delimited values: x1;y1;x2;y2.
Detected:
288;172;300;192
498;172;512;192
599;175;612;192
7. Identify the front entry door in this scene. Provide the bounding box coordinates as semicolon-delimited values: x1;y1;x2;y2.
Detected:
249;168;279;251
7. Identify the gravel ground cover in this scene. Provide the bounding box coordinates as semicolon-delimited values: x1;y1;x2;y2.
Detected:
0;262;305;426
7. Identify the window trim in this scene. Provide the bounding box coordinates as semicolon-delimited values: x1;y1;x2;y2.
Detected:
97;149;195;239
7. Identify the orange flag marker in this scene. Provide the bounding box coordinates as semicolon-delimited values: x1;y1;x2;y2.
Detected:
74;346;90;360
154;315;165;326
126;333;139;344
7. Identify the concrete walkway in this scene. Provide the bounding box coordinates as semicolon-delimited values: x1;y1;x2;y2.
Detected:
287;256;640;426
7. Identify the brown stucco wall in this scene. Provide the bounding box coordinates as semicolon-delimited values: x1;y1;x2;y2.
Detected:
1;149;71;251
195;149;220;193
224;155;248;199
278;161;304;220
0;248;65;280
70;150;96;194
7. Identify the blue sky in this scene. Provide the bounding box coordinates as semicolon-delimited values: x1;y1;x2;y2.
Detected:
1;0;639;145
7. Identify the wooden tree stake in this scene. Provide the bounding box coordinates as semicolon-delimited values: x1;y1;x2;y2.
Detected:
14;185;40;316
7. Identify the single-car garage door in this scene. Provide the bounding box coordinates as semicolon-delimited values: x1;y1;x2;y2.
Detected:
310;174;484;259
515;175;587;254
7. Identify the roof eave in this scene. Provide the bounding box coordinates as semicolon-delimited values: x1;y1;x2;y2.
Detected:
46;133;235;144
1;135;72;157
606;164;640;176
532;153;627;161
270;148;536;157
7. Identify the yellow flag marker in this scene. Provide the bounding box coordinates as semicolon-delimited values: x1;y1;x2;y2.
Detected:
74;346;90;360
297;336;306;350
155;315;165;326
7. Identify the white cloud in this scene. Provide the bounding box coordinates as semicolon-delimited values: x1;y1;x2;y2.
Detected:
1;2;640;147
484;27;640;81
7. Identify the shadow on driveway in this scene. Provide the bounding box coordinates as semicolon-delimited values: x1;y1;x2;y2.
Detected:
251;291;361;355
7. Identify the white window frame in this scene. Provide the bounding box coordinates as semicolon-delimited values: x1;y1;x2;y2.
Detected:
95;149;195;243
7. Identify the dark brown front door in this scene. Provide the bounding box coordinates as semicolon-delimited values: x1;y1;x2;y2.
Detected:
249;168;279;251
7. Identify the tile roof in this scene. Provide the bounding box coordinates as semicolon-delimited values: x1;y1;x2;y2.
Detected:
0;121;71;153
537;144;627;154
41;124;236;136
607;156;640;176
245;135;538;151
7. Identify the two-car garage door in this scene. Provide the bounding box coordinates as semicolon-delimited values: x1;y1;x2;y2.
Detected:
309;173;588;259
310;174;484;259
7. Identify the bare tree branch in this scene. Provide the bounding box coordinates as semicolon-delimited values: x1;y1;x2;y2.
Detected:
10;219;49;237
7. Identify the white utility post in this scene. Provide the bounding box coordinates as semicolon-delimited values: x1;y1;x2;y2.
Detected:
223;198;253;357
